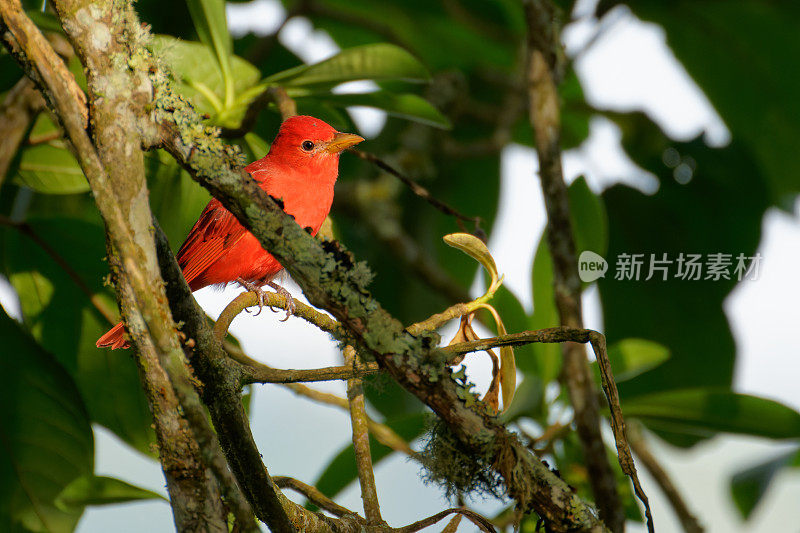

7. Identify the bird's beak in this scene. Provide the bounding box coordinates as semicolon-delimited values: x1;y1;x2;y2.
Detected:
325;132;364;154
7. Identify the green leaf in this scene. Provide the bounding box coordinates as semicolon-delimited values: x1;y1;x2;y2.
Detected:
0;306;93;532
264;43;430;87
55;476;166;511
12;115;88;195
1;217;156;456
443;232;499;291
148;35;260;119
599;121;770;401
623;388;800;439
527;236;561;383
568;176;608;260
146;150;212;251
185;0;233;105
310;91;450;129
608;1;800;206
730;448;800;520
606;338;670;382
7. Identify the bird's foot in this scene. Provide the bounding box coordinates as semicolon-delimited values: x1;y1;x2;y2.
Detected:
236;277;268;316
267;281;296;322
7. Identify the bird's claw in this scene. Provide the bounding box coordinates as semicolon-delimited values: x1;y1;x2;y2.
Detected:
268;281;296;322
237;277;268;316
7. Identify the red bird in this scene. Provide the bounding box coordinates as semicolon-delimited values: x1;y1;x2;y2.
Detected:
97;116;364;349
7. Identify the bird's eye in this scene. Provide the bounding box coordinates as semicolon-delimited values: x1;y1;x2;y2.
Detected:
301;140;315;151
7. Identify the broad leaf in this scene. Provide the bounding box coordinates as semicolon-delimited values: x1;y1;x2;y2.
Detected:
1;218;155;456
55;476;166;511
12;115;88;195
0;307;93;532
264;43;429;87
605;338;670;382
310;91;450;129
186;0;234;105
730;448;800;520
623;388;800;439
149;35;260;118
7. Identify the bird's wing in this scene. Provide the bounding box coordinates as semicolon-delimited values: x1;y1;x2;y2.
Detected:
176;198;248;287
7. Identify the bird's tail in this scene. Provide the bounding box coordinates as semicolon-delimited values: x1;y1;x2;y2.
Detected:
96;322;130;350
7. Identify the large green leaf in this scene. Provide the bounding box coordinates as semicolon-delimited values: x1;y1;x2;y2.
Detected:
308;91;450;129
730;448;800;520
149;35;260;118
600;1;800;207
265;43;429;87
55;476;166;511
186;0;234;105
599;117;769;399
604;338;670;383
0;307;93;532
623;388;800;439
0;218;155;456
12;115;88;195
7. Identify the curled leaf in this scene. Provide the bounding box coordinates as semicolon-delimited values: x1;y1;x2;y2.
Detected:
478;304;516;412
443;233;500;293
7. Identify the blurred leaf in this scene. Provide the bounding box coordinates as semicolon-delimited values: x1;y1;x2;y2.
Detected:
13;143;87;194
599;121;769;399
623;388;800;439
499;376;543;422
265;43;430;87
310;91;450;129
1;218;155;456
569;176;608;259
146;150;212;251
186;0;233;101
315;412;427;499
55;476;166;511
12;115;87;195
730;448;800;520
605;338;670;382
609;1;800;206
0;306;93;532
149;35;260;118
528;236;561;383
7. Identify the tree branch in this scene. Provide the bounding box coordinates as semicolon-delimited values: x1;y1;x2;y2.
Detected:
523;1;626;530
273;476;362;520
628;423;703;533
0;76;44;187
344;345;384;524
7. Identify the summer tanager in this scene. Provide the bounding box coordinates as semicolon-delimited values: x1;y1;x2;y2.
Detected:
97;115;363;349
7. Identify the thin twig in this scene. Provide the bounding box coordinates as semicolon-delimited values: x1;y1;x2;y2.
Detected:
353;150;483;235
273;476;362;520
344;345;383;525
627;423;702;533
393;507;496;533
523;1;624;530
0;76;44;186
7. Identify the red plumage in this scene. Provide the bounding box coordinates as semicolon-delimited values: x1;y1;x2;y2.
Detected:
97;116;363;349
